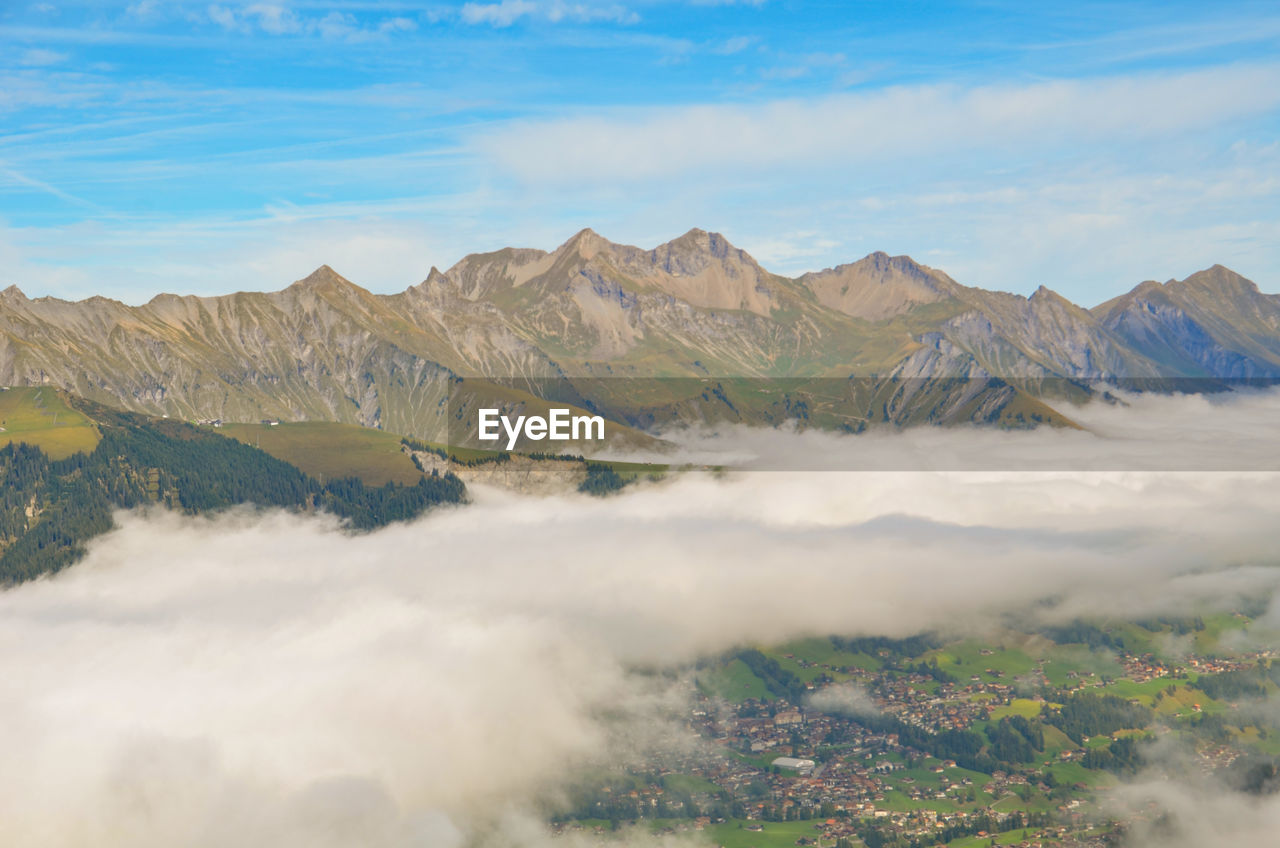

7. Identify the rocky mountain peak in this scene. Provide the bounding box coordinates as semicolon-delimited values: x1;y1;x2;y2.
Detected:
289;265;355;291
1174;264;1260;297
862;250;918;273
1094;266;1268;322
648;228;758;275
798;251;956;321
1028;284;1074;306
629;228;778;314
1;229;1275;435
399;267;449;301
556;228;614;262
667;226;711;247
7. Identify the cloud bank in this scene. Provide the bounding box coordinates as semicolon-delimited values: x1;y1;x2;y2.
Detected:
5;406;1280;843
610;386;1280;471
477;63;1280;186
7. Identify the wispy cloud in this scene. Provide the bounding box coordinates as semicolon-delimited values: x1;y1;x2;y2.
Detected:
14;47;68;66
459;0;537;26
0;164;102;212
758;50;846;81
1016;12;1280;65
458;0;639;27
710;34;753;54
205;2;418;40
477;63;1280;184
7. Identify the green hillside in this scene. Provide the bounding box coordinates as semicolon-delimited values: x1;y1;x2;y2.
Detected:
219;421;423;486
0;399;465;584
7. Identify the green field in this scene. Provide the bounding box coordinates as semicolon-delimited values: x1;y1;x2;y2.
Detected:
661;773;724;796
1039;725;1078;759
0;387;100;458
570;818;858;848
765;638;884;679
219;421;424;486
988;698;1045;721
703;819;848;848
945;829;1037;848
697;658;774;702
930;641;1038;684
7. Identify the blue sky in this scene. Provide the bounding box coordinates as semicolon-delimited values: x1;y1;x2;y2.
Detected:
1;0;1279;303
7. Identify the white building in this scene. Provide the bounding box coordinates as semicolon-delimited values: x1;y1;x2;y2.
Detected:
770;756;816;776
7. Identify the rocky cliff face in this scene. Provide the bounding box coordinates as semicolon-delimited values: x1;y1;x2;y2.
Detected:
2;230;1276;437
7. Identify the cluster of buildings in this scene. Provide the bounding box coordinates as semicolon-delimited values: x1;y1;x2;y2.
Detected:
554;638;1278;847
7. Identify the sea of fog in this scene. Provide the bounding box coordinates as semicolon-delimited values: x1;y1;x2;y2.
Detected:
4;389;1280;846
606;386;1280;470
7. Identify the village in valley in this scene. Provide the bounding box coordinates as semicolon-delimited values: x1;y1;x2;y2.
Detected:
551;614;1279;848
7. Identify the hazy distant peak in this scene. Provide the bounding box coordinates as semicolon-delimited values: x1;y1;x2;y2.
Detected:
1095;265;1265;318
1;285;26;301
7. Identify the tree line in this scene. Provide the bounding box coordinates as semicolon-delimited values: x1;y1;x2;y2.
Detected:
0;404;465;583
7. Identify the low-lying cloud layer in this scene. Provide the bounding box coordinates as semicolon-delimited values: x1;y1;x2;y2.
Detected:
5;401;1280;845
614;386;1280;471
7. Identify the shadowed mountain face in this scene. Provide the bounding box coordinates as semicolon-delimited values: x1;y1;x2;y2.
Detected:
1;229;1277;439
1092;266;1280;379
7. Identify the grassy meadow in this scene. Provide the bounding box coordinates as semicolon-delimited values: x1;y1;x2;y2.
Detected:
0;387;100;458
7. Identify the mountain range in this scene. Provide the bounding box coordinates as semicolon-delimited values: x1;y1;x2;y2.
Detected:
2;228;1277;442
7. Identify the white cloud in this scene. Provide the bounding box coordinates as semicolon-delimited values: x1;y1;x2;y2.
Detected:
475;63;1280;185
608;387;1280;472
545;2;638;24
459;0;537;27
807;684;879;719
739;229;839;266
15;47;68;66
245;3;303;35
206;3;241;31
126;0;162;19
204;2;417;40
1107;739;1280;848
458;0;638;27
759;50;847;81
711;34;753;55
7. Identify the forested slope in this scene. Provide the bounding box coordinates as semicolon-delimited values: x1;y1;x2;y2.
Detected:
0;402;465;583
